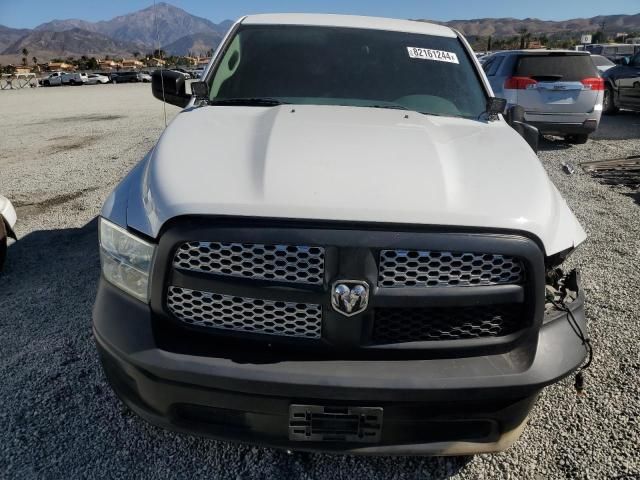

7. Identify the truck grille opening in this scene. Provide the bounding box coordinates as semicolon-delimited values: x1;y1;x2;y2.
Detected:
378;250;524;288
166;286;322;339
173;242;325;285
372;305;522;344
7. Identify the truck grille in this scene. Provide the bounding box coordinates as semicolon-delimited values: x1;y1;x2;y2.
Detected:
378;250;524;288
173;242;325;285
167;286;322;338
158;220;540;352
372;305;521;344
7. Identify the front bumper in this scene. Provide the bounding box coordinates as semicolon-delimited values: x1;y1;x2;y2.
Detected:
93;278;587;455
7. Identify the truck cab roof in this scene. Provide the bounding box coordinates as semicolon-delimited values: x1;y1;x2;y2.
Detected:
242;13;456;38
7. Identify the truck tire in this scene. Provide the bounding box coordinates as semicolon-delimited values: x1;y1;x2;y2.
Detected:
603;86;619;115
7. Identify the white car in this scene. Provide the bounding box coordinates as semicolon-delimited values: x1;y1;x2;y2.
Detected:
96;13;588;456
138;72;152;82
61;72;88;85
484;50;604;143
41;72;64;86
0;195;17;269
86;73;110;85
171;69;191;79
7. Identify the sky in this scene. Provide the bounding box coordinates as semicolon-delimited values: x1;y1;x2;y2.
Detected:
1;0;639;29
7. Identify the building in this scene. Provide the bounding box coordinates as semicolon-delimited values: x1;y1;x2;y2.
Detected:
122;59;144;70
527;40;545;49
98;59;122;71
146;58;166;67
182;56;199;66
47;62;75;71
197;57;212;67
13;65;32;74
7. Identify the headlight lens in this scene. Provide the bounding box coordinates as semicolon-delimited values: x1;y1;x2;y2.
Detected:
99;218;155;302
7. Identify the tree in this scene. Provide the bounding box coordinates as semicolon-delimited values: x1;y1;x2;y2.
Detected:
22;57;27;67
518;27;529;49
87;57;99;70
32;56;37;66
22;48;28;58
153;49;166;59
133;51;140;59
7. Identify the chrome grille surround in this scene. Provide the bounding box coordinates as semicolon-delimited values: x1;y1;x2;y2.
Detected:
173;242;325;285
372;305;521;343
166;286;322;339
378;250;524;288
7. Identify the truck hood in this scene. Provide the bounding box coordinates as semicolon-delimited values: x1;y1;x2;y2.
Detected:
124;104;585;255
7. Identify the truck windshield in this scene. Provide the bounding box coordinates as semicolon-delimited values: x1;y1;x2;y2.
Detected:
208;25;487;119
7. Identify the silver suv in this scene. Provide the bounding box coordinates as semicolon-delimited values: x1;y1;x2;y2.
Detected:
484;50;603;143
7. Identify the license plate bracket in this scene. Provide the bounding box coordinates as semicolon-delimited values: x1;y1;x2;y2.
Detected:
288;405;383;443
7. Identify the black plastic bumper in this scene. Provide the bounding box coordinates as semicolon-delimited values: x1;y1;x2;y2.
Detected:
528;119;599;136
93;278;587;455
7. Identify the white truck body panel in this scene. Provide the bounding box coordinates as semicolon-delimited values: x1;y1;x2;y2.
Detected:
242;13;456;38
0;195;17;230
119;104;585;255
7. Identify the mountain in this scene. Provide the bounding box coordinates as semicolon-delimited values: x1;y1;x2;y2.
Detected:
3;5;640;64
424;13;640;38
0;25;32;52
162;32;223;56
1;28;139;58
33;2;227;49
34;19;98;33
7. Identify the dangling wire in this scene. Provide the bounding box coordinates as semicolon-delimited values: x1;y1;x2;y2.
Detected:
153;0;167;127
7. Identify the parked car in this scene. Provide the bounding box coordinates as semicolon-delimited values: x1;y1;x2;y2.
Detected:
191;67;205;79
86;73;110;85
94;14;589;456
0;195;17;270
111;71;141;83
40;72;64;86
485;50;603;143
590;54;615;74
61;72;88;85
138;72;152;82
172;68;192;79
601;52;640;114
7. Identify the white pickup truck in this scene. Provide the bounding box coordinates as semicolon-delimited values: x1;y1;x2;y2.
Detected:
61;72;88;85
41;72;64;86
94;14;589;455
0;195;17;269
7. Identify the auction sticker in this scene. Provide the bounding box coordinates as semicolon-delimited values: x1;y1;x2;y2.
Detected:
407;47;459;64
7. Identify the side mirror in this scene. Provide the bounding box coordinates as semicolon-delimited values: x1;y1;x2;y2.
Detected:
190;81;209;99
486;97;507;116
506;105;539;153
152;70;190;108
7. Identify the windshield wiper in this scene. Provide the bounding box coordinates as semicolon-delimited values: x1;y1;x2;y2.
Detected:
365;104;449;117
366;104;410;111
208;97;288;106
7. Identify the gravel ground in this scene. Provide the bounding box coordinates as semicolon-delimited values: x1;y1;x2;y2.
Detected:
0;84;639;479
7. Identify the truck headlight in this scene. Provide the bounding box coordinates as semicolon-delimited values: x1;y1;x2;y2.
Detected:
99;218;155;302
